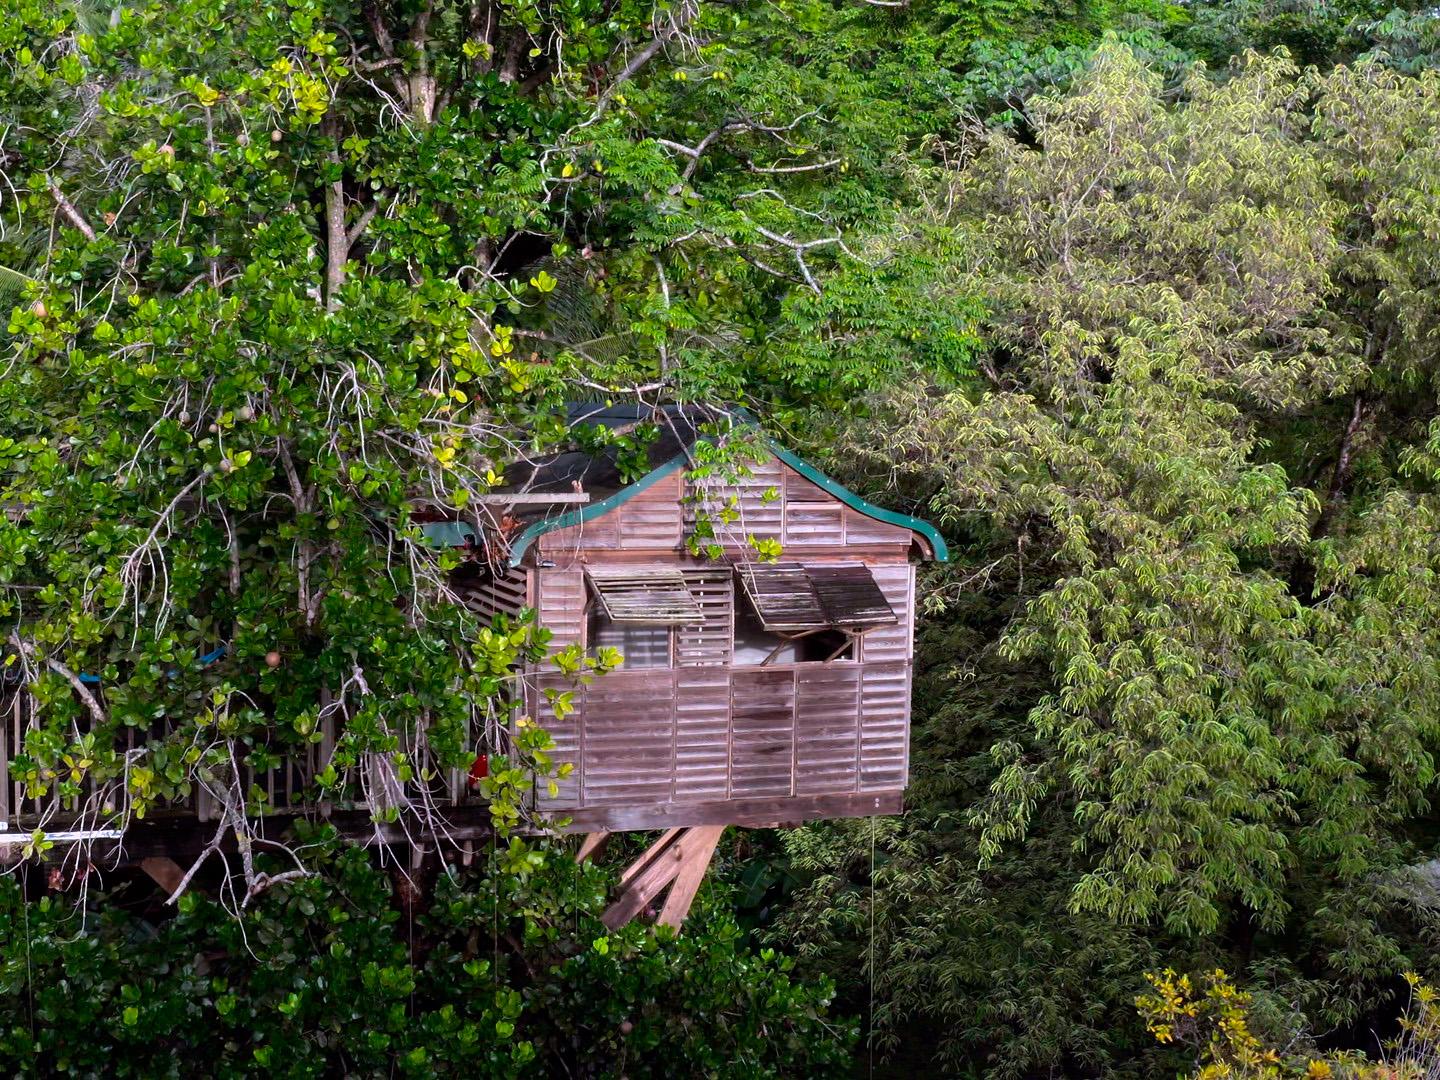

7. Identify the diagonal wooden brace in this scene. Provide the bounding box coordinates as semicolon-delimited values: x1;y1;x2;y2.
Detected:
575;831;611;863
601;826;724;932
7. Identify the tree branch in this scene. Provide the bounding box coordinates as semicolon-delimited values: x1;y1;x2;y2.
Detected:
750;157;841;174
8;633;108;727
323;117;350;311
589;38;664;122
347;200;380;248
48;179;96;242
1313;393;1368;539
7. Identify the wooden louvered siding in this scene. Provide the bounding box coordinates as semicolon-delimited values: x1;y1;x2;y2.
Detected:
537;511;620;553
538;453;917;561
538;473;684;555
676;569;733;666
844;507;916;546
536;568;585;652
859;662;910;790
783;466;823;502
782;468;843;547
578;672;675;806
860;563;914;664
458;567;530;624
728;668;796;798
684;456;785;544
617;472;683;549
794;666;862;795
530;658;912;819
533;673;581;809
686;457;916;554
733;457;786;540
673;668;730;800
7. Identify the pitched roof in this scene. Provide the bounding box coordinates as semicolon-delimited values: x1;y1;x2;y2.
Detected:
418;402;948;565
502;404;948;566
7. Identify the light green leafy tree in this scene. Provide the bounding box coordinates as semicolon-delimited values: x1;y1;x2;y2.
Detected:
777;45;1440;1074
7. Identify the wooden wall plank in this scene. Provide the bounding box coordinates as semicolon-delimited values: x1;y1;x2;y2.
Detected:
538;510;621;553
687;456;784;544
843;507;916;546
859;661;909;791
552;790;903;833
674;668;730;801
458;567;530;625
532;674;581;809
795;666;862;796
580;672;675;806
617;504;683;549
537;568;586;652
783;467;825;501
729;668;796;798
861;563;914;664
782;503;845;546
676;570;733;667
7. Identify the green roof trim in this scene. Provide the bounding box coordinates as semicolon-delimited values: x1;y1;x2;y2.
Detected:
506;452;689;568
506;437;947;567
764;441;948;562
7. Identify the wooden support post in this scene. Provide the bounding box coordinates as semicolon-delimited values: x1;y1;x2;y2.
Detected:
656;826;723;930
576;831;610;863
139;856;185;895
619;828;682;886
601;826;724;932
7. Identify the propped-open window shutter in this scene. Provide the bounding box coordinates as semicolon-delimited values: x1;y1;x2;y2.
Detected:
808;565;897;629
735;563;827;631
737;563;897;631
585;565;703;624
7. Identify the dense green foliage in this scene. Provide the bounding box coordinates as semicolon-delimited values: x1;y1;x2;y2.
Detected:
776;43;1440;1076
0;835;851;1077
6;0;1440;1074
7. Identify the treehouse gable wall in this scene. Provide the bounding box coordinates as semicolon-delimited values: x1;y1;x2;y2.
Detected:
524;454;919;832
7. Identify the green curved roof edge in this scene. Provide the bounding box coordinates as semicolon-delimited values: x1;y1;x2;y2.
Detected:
506;437;948;567
764;441;948;562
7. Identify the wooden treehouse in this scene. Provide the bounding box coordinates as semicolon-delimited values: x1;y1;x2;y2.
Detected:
445;404;947;926
0;405;944;927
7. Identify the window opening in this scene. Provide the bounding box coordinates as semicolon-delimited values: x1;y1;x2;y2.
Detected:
732;608;856;666
588;609;672;669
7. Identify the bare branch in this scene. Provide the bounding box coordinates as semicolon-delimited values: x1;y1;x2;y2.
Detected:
165;817;228;904
589;38;664;122
47;179;96;242
323;117;349;311
346;200;380;248
750;157;841;174
7;633;108;727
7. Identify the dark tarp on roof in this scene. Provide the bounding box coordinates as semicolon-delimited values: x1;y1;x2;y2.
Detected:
586;565;703;624
500;403;727;506
736;563;897;632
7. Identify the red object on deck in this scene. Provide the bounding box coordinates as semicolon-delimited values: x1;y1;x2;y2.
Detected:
468;753;489;783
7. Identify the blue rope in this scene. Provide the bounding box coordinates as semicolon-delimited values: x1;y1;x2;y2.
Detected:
76;645;228;685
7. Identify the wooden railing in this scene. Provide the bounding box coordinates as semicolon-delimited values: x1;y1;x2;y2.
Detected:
0;689;486;833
